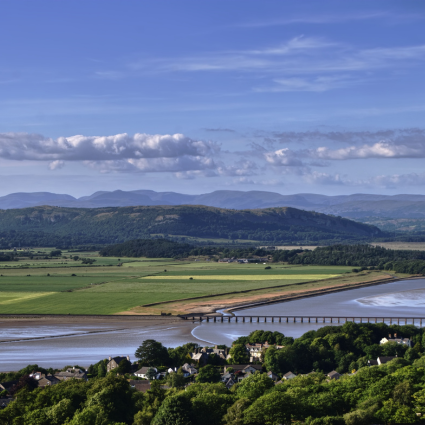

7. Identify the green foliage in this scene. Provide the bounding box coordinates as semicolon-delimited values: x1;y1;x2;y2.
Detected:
235;372;275;401
274;243;425;268
243;391;293;425
151;394;192;425
135;339;169;367
229;344;249;364
195;365;221;383
167;371;186;388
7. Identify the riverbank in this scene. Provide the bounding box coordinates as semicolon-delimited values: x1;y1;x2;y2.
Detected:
126;271;414;315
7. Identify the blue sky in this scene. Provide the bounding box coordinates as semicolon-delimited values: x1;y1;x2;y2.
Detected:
1;0;425;197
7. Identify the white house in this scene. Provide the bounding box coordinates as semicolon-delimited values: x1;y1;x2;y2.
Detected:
380;334;411;348
134;367;159;379
283;371;297;380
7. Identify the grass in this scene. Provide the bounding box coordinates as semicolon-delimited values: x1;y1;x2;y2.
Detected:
0;250;374;315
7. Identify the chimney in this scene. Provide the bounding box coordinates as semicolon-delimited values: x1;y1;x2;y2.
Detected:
109;356;111;361
215;345;218;349
127;355;130;361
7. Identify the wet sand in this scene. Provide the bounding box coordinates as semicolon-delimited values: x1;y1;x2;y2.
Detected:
0;316;199;371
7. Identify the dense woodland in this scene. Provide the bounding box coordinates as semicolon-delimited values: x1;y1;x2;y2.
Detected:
2;323;425;424
0;205;381;248
99;239;273;259
273;244;425;269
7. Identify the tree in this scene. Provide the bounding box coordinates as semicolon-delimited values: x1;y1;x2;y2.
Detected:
98;362;106;378
223;398;252;425
135;339;169;366
115;358;131;374
243;392;293;425
235;372;274;401
151;394;192;425
195;365;220;383
167;371;186;388
146;367;157;380
10;375;38;395
229;344;249;364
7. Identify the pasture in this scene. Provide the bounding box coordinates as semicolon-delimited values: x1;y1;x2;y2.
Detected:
0;250;356;314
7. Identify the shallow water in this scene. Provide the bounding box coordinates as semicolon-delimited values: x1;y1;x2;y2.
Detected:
191;278;425;345
1;278;425;371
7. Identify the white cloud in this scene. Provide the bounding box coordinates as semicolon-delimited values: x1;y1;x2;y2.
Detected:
264;148;306;166
0;132;218;162
256;75;356;92
264;130;425;165
48;160;65;170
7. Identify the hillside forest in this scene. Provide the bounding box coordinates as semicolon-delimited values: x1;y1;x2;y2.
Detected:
0;205;381;248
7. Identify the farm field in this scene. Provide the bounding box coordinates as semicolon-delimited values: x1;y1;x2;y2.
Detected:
0;249;386;315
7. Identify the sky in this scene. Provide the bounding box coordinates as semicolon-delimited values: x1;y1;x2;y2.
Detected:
1;0;425;197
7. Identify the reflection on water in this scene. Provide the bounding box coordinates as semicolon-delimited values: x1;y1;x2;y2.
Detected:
1;279;425;371
358;288;425;306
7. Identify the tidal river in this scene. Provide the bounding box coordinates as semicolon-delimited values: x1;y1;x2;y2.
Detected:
1;278;425;371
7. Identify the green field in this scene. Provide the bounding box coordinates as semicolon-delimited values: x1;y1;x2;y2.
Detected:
0;250;353;314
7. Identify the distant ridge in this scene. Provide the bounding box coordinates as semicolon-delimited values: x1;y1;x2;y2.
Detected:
1;189;425;218
0;205;381;247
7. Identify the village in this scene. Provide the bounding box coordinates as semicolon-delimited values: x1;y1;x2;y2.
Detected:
0;332;408;409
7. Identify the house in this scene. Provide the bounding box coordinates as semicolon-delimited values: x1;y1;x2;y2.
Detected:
245;342;284;361
225;377;236;389
327;371;341;380
191;352;208;365
0;381;17;392
368;356;397;366
30;372;60;388
181;363;197;377
190;346;230;365
380;334;411;348
130;380;151;392
220;372;233;383
107;356;130;372
224;364;262;374
55;367;87;381
283;371;297;380
377;356;397;365
267;371;279;382
134;367;159;379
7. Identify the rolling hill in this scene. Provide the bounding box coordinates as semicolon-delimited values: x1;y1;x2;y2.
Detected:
0;205;381;248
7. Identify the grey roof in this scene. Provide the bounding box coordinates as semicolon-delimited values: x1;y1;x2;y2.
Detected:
327;371;341;379
135;367;157;374
378;356;397;364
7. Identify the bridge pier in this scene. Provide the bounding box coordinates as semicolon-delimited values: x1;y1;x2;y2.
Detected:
279;317;281;323
272;317;274;323
308;317;310;323
323;317;325;323
214;317;216;322
286;317;288;323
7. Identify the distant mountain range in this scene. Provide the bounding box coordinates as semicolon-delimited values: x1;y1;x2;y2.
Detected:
1;190;425;219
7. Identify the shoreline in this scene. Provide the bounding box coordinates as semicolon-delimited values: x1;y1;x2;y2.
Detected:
223;275;422;314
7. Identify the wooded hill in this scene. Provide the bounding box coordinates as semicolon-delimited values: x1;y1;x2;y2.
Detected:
0;205;381;248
